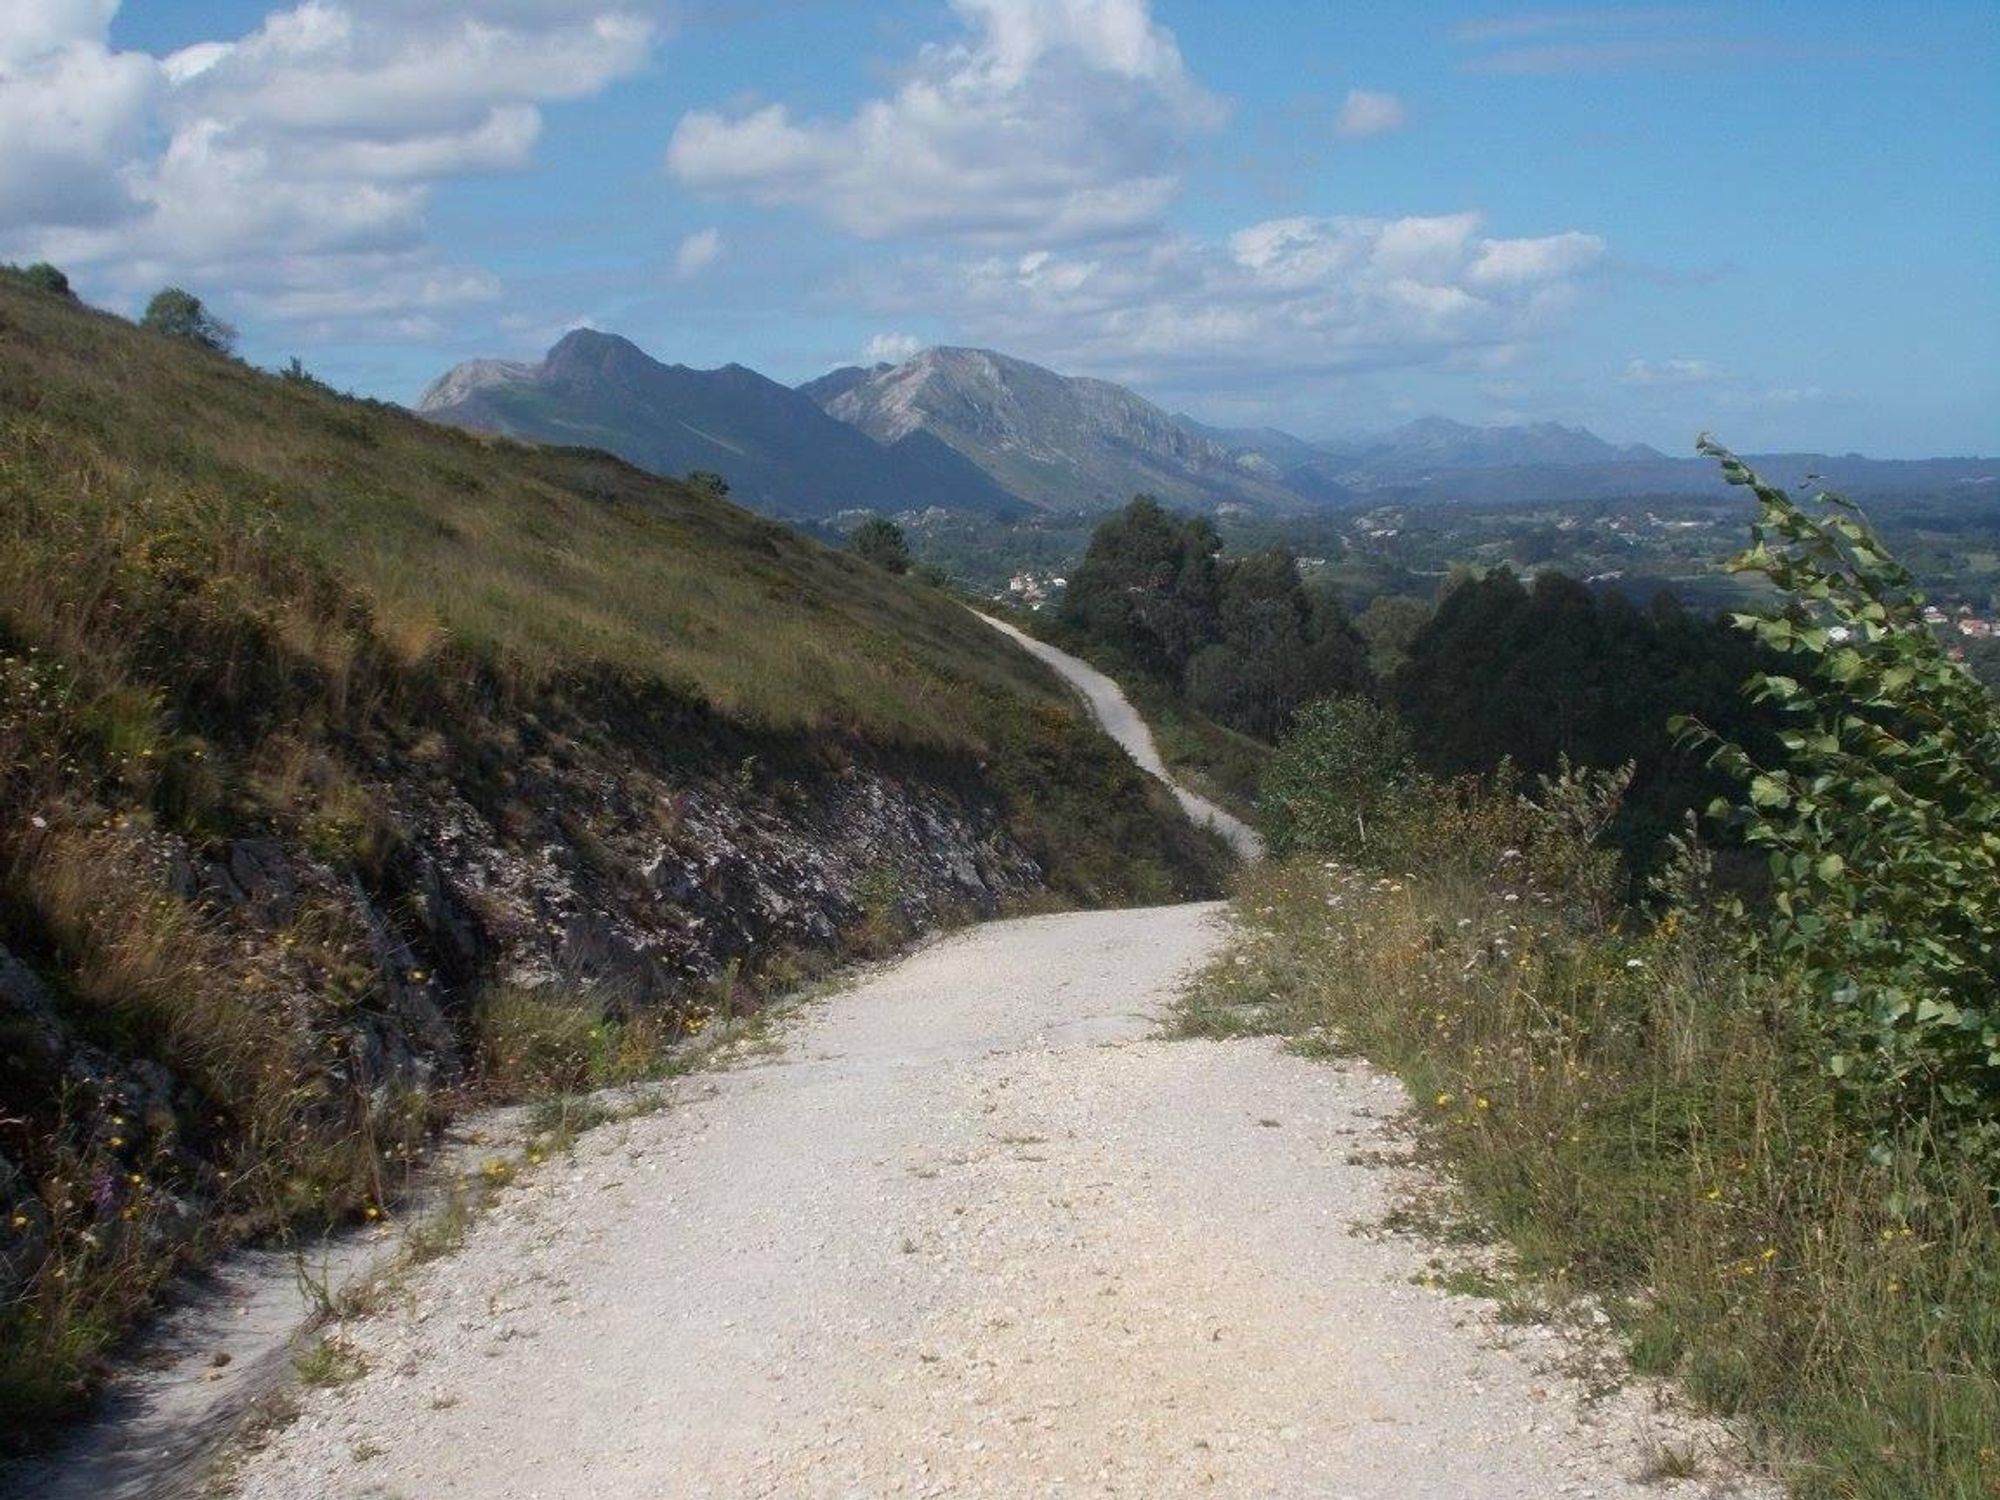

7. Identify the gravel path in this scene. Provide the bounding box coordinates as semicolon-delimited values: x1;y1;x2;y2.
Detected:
227;904;1768;1500
974;614;1265;861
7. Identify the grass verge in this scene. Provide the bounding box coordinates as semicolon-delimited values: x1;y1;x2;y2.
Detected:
1184;855;1999;1499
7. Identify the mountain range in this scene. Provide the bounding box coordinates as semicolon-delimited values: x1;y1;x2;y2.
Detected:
418;330;1025;521
420;334;1997;522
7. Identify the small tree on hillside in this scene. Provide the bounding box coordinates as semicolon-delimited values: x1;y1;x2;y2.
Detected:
10;262;76;299
851;516;912;575
142;287;236;354
685;470;731;501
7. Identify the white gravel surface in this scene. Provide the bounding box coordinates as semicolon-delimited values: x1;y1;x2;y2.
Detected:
226;903;1772;1500
974;614;1265;861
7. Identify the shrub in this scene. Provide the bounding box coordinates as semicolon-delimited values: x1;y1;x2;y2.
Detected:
471;986;669;1096
1257;694;1416;861
6;263;75;300
1680;440;2000;1181
140;287;235;354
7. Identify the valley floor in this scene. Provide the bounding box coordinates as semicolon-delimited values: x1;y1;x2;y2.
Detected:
220;902;1768;1499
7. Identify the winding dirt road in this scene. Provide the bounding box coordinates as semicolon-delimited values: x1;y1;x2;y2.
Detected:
40;627;1770;1499
973;615;1264;862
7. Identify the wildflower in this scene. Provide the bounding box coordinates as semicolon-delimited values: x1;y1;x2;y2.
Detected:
1759;1247;1777;1262
1434;1092;1453;1106
8;1214;28;1230
364;1205;381;1220
1624;958;1645;970
1475;1097;1491;1110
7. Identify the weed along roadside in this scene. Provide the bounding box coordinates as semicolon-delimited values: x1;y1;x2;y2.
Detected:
1190;447;2000;1500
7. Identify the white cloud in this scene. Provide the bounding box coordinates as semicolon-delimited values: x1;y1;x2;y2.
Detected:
0;0;120;65
1335;88;1406;138
861;331;925;365
855;211;1606;387
0;2;663;336
673;226;723;278
1619;356;1724;387
666;0;1222;243
0;34;158;227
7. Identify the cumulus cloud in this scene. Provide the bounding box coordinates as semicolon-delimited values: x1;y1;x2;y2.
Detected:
674;226;724;278
0;0;122;65
854;211;1606;387
666;0;1223;243
862;331;926;365
1335;88;1406;138
0;2;662;335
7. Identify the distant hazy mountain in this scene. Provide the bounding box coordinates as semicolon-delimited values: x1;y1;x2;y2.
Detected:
807;347;1306;515
421;332;1994;524
1176;410;1993;507
419;330;1025;521
1327;416;1666;472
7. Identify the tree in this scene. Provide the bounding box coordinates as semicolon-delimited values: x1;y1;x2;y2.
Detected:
1059;496;1220;678
8;262;75;299
685;470;730;500
1355;594;1431;677
1185;549;1371;740
850;516;912;574
142;287;236;353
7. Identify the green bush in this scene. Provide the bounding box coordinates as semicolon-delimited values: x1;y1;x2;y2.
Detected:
1681;440;2000;1181
849;516;912;575
1257;694;1415;861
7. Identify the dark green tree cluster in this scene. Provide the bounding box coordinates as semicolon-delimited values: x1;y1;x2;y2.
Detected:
850;515;912;575
1061;496;1370;740
1394;567;1778;863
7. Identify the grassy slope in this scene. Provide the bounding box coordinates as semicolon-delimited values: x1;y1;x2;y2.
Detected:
0;276;1225;895
0;276;1225;1441
4;295;1039;742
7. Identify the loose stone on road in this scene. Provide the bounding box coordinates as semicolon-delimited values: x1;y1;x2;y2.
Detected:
228;903;1764;1499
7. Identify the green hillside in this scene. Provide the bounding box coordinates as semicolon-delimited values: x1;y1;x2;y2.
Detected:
0;271;1225;1442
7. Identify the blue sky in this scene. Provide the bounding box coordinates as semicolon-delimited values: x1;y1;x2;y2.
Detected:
4;1;1994;455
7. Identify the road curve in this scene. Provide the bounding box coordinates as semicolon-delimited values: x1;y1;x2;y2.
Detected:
974;613;1265;861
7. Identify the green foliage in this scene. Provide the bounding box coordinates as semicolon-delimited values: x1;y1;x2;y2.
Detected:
1062;496;1372;742
1395;565;1778;872
3;263;75;300
1681;440;2000;1179
684;469;730;500
140;287;235;354
1060;496;1221;679
1354;593;1431;677
850;515;912;575
471;986;672;1096
1258;695;1416;861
